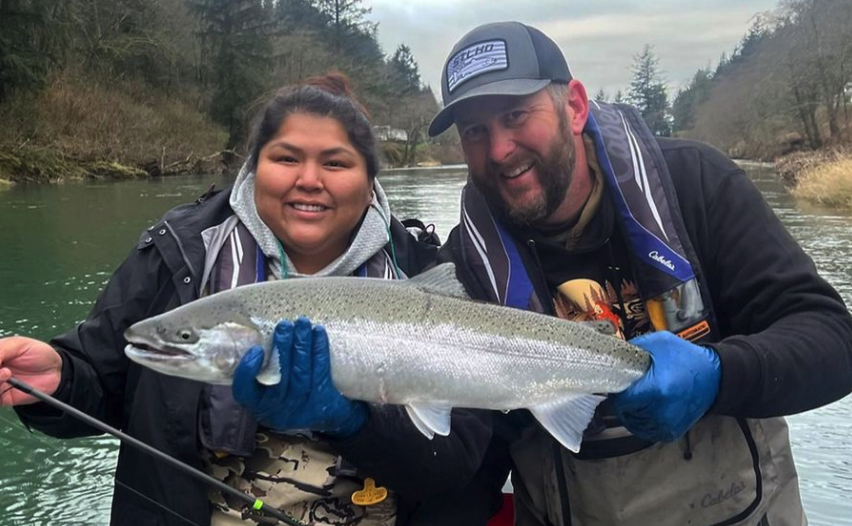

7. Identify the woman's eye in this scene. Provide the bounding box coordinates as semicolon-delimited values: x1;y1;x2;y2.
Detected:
325;159;347;168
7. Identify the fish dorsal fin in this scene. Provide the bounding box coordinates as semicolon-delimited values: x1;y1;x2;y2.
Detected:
405;403;453;439
529;394;607;453
405;263;469;299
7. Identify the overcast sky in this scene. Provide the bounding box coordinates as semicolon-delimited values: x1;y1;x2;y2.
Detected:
368;0;780;99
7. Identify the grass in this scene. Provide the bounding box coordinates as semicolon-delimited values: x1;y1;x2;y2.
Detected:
0;70;227;183
791;157;852;209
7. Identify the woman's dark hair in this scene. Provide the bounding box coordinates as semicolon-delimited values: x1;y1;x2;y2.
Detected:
246;72;379;180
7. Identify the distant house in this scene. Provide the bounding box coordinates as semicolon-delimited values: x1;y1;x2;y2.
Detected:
373;125;408;143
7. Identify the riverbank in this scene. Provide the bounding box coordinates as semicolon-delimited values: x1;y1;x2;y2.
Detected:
774;147;852;185
774;147;852;209
0;71;229;185
0;146;231;185
0;146;143;184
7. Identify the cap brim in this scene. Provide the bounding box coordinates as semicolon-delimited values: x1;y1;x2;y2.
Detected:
428;78;553;137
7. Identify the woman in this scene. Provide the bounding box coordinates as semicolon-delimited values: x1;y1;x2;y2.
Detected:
0;73;493;526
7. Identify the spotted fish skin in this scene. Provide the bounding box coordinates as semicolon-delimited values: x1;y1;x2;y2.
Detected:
124;264;649;452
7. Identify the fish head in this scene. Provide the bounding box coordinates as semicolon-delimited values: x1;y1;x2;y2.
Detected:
124;306;262;385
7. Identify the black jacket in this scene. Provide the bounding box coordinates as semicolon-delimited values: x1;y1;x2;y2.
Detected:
16;188;493;526
443;137;852;418
437;137;852;520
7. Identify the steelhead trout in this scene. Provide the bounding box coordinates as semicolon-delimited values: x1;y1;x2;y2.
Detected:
124;263;649;452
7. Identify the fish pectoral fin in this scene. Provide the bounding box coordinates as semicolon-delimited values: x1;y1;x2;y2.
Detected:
255;369;282;386
255;347;282;386
405;263;469;300
405;403;453;439
529;394;607;453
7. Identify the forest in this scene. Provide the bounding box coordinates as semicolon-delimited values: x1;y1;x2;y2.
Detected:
0;0;445;183
669;0;851;161
596;0;850;166
1;0;849;184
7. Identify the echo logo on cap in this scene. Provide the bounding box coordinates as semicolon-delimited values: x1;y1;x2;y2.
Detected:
447;40;508;93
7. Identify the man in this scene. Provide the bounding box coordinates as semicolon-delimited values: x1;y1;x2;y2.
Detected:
430;21;852;526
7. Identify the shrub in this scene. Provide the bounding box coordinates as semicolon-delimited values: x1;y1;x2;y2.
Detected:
791;157;852;209
0;70;227;180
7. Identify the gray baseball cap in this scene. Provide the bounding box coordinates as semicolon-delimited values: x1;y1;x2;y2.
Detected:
428;21;572;137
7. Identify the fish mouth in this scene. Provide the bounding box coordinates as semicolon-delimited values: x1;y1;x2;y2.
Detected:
124;338;195;361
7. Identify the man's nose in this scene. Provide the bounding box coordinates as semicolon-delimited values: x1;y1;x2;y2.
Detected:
488;126;517;164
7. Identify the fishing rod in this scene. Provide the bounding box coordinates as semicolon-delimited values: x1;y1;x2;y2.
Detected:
7;376;304;526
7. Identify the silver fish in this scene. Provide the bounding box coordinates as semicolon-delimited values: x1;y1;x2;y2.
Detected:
124;263;649;452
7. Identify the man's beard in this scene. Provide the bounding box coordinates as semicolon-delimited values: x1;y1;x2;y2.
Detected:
472;113;576;227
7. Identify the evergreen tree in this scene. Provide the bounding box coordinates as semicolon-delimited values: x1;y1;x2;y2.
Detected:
593;88;608;102
316;0;374;56
0;1;72;104
74;0;197;89
277;0;331;32
714;51;729;77
390;44;421;95
671;67;712;133
628;45;671;136
188;0;273;150
613;89;625;104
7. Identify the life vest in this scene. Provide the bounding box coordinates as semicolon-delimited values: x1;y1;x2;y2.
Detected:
456;102;805;526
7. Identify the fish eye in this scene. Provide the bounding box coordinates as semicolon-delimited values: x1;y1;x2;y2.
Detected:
177;329;197;342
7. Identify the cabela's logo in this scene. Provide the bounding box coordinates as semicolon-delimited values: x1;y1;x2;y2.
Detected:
701;481;747;508
648;251;675;271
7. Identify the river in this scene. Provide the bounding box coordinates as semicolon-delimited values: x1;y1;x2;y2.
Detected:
0;165;850;525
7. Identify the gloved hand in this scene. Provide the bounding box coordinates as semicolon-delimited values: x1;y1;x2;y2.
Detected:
611;331;721;443
232;317;368;438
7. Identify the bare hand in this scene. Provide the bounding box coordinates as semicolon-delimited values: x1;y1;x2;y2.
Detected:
0;336;63;406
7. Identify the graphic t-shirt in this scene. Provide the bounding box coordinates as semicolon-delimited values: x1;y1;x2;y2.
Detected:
531;140;652;341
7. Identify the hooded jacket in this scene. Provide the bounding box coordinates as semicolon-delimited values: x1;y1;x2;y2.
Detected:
16;187;494;526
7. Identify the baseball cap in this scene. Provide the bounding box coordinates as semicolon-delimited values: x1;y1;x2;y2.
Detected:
428;21;572;137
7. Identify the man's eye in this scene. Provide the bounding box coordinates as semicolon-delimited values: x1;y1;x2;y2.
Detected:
462;125;486;141
505;110;527;124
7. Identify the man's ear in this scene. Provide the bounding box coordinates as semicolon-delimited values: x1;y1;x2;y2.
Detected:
566;80;589;136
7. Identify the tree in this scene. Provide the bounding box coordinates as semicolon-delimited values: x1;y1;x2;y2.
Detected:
316;0;374;56
671;67;713;134
714;52;729;77
628;45;671;136
736;18;768;62
783;0;852;140
0;1;72;105
189;0;274;150
276;0;330;32
389;44;421;95
593;88;608;102
613;89;625;104
393;90;438;167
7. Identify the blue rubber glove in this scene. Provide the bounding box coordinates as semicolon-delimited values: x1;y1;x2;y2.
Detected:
611;331;721;443
232;317;368;438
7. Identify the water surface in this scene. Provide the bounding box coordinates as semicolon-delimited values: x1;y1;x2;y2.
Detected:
0;166;849;525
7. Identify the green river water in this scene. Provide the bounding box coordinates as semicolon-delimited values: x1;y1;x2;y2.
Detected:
0;165;850;525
